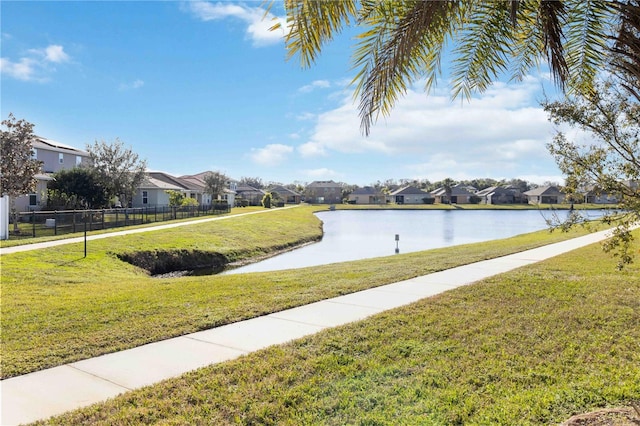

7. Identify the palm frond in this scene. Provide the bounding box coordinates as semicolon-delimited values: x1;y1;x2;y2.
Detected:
538;0;569;89
451;2;514;99
281;0;358;68
610;0;640;101
352;1;459;135
564;0;617;95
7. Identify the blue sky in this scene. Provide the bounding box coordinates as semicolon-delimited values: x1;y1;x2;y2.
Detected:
1;1;568;186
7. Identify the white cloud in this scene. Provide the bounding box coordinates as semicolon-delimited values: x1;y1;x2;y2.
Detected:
1;44;70;81
119;79;145;91
185;1;286;47
298;141;327;157
0;57;38;81
303;168;342;180
298;80;331;94
296;76;562;182
44;45;70;63
250;143;293;166
295;112;316;121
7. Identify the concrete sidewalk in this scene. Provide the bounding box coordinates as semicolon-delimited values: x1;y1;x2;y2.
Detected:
0;229;615;425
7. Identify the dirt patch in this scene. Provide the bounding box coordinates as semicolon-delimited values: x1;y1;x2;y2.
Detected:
117;239;321;277
561;405;640;426
117;249;229;276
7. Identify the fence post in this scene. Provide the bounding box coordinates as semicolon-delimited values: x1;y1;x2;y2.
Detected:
73;210;76;233
102;209;105;230
32;210;36;237
54;211;58;236
89;209;93;231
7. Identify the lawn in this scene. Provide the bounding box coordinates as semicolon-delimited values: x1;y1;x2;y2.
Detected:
32;226;640;425
0;205;618;380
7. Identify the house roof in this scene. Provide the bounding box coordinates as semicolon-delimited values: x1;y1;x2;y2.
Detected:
269;185;301;196
431;184;475;196
451;184;477;195
33;137;89;156
139;174;187;191
476;186;514;196
177;175;206;191
389;185;429;196
523;185;564;196
351;186;382;195
236;184;265;195
307;180;341;188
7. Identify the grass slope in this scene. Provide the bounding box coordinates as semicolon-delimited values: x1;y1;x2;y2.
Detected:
0;206;618;379
35;231;639;425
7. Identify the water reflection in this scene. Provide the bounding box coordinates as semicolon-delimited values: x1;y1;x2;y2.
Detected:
223;209;607;275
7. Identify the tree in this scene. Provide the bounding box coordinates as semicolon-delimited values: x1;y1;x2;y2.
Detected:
203;171;229;202
166;190;185;207
261;192;272;208
239;176;264;189
46;168;109;209
543;77;640;269
276;1;631;134
0;114;42;232
86;139;147;208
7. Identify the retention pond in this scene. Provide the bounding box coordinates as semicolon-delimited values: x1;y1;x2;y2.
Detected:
223;208;609;275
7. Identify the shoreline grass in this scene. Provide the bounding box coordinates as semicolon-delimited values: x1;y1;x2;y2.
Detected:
33;229;640;425
1;205;617;379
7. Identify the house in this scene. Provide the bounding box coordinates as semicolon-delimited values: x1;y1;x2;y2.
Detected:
15;136;91;211
581;185;620;204
131;171;189;208
388;185;433;204
523;185;566;204
268;185;302;204
132;171;238;208
235;184;265;206
184;171;237;207
431;184;477;204
179;171;237;207
348;186;386;204
476;186;519;204
305;180;343;204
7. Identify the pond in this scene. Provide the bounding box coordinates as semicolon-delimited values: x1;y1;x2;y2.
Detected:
223;208;609;275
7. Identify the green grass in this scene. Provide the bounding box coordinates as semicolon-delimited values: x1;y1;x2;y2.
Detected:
34;230;640;425
1;205;613;379
0;206;267;248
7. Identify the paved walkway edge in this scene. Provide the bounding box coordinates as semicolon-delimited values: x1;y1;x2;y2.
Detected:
0;228;616;425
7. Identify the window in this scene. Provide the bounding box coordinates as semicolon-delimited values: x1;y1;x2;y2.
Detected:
142;191;148;205
31;148;38;159
76;156;82;166
29;194;37;206
58;153;64;164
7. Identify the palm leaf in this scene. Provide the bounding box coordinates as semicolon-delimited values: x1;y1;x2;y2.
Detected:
352;0;460;135
280;0;358;68
564;0;616;96
451;1;514;99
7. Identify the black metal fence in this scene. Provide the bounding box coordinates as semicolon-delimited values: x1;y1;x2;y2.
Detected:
11;204;231;239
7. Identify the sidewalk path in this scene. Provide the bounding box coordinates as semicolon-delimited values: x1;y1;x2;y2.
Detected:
0;228;616;425
0;206;299;255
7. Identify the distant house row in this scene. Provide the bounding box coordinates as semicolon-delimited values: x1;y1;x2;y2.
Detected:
16;137;624;211
132;171;303;209
345;182;624;206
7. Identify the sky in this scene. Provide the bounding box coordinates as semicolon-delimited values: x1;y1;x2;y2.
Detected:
1;1;570;187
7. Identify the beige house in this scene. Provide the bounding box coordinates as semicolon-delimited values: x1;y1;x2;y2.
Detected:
523;185;566;204
348;186;385;204
305;180;343;204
